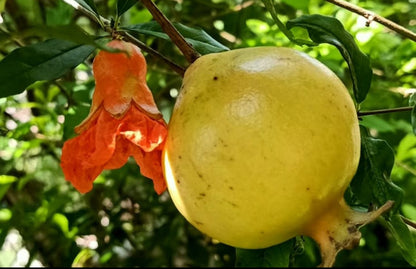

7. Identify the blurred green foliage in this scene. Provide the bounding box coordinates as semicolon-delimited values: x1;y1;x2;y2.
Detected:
0;0;415;267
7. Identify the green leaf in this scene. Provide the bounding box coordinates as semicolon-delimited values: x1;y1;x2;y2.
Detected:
410;93;416;106
73;0;100;21
409;93;416;135
0;175;17;201
235;239;293;267
0;208;12;222
25;24;99;48
63;104;91;140
23;25;117;53
281;0;309;10
0;0;6;13
411;106;416;135
347;125;404;211
72;248;97;267
261;0;314;46
0;39;95;98
117;0;137;16
384;214;416;266
122;21;229;55
20;24;121;52
287;14;373;104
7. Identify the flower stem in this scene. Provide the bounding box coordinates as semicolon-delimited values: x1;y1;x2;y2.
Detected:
357;106;413;117
140;0;201;63
325;0;416;42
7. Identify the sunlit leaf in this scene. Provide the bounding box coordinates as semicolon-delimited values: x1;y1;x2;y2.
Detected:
72;248;96;267
0;208;12;222
52;213;70;237
287;14;373;104
0;175;17;201
0;0;6;13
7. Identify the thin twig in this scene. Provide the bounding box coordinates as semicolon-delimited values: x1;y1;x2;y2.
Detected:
139;0;200;63
62;0;186;75
401;216;416;230
325;0;416;42
357;106;413;117
395;161;416;177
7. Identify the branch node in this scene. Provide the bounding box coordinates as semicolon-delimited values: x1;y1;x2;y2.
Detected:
365;12;375;27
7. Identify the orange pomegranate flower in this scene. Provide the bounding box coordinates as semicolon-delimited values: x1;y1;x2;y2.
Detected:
61;39;167;194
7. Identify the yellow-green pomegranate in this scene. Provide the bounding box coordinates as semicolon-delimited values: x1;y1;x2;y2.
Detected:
162;47;392;266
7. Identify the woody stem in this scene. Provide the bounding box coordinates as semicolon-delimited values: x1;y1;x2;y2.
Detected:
357;106;413;117
325;0;416;42
140;0;201;63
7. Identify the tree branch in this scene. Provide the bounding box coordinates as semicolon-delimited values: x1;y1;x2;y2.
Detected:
325;0;416;42
139;0;201;63
357;106;413;117
401;216;416;230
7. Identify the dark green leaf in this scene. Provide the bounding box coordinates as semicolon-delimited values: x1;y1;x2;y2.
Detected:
0;39;95;98
281;0;309;11
117;0;137;16
122;21;229;55
24;25;118;53
409;93;416;135
287;14;373;104
411;106;416;135
235;239;293;267
25;24;100;48
384;215;416;266
63;104;91;140
348;125;404;211
409;92;416;106
73;0;100;21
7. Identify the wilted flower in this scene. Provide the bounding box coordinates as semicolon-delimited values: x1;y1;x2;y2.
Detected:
61;39;168;194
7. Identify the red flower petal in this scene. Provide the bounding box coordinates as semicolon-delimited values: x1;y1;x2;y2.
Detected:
103;136;132;170
61;40;168;195
103;135;166;195
91;40;162;118
82;108;119;168
131;148;166;195
61;112;111;193
119;104;167;152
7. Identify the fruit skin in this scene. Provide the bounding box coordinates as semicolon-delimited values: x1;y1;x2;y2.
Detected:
162;46;361;249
